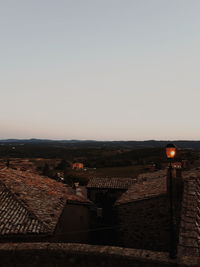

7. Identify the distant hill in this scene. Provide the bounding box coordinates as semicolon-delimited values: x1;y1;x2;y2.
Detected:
0;139;200;150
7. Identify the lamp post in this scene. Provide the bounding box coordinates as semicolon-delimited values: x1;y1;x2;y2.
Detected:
165;143;177;259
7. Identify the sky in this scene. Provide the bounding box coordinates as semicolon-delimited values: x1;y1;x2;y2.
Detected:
1;0;200;141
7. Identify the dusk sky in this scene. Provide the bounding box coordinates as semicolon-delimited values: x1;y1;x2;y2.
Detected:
1;0;200;140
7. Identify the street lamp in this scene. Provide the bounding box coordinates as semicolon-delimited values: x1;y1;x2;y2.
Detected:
166;144;176;159
165;143;177;259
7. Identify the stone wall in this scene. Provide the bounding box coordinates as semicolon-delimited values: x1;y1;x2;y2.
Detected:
0;243;177;267
116;195;171;251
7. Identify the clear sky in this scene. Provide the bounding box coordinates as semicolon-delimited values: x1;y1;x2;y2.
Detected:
1;0;200;140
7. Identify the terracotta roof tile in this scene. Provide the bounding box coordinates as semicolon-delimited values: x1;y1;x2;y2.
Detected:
115;177;167;205
137;170;166;182
0;182;49;235
87;177;135;190
0;168;90;233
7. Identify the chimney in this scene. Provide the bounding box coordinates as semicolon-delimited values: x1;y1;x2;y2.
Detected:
75;183;84;198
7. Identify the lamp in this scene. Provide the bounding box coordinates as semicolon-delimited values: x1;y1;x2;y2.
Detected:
165;143;177;259
166;143;176;159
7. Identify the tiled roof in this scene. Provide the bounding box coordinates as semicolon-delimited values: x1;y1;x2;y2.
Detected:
137;170;166;182
87;177;135;190
0;182;49;235
178;175;200;259
0;168;90;233
115;177;167;205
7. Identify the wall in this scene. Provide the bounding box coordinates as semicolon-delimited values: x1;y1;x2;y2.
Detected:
88;188;125;208
87;188;126;246
116;195;171;251
54;203;91;243
0;242;178;267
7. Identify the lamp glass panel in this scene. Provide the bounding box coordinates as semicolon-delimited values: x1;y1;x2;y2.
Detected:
166;147;176;159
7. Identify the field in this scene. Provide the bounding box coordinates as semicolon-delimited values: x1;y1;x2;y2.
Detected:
69;165;146;179
0;140;198;186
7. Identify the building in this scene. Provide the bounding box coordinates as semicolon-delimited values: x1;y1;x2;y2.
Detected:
72;163;84;170
0;168;93;243
115;177;171;251
87;177;136;208
87;177;136;246
0;168;199;266
115;168;185;251
172;162;182;169
0;181;49;241
114;167;200;265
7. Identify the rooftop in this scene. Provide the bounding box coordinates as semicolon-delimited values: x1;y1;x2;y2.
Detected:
115;168;200;262
137;170;166;182
0;168;90;234
178;173;200;259
0;182;49;236
115;177;167;205
87;177;136;190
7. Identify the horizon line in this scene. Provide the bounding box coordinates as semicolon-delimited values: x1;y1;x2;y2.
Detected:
0;138;200;142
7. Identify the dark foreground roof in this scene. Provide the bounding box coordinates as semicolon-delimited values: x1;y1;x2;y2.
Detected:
87;177;136;190
0;182;49;236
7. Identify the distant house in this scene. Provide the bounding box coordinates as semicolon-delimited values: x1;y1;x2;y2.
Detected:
161;160;191;170
172;162;182;169
72;163;84;170
0;168;93;243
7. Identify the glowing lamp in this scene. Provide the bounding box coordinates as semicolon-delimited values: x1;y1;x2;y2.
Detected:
166;144;176;159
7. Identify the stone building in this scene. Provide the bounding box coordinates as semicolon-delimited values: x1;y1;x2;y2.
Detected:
115;177;171;251
172;162;182;169
113;168;200;266
0;167;200;266
0;168;93;243
115;168;185;251
87;177;136;246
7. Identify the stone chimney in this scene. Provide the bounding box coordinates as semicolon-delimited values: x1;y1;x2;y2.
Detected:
74;183;85;198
